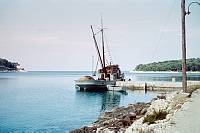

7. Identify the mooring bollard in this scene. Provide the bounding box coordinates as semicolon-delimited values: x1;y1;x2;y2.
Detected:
144;82;147;93
172;77;176;82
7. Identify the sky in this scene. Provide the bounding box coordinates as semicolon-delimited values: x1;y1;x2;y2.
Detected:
0;0;199;71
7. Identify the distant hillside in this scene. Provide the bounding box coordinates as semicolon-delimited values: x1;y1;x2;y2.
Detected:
135;58;200;71
0;58;24;72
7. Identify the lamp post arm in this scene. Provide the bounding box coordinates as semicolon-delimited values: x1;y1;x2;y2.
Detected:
186;1;200;15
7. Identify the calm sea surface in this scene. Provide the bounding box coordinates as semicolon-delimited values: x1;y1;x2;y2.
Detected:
0;71;199;132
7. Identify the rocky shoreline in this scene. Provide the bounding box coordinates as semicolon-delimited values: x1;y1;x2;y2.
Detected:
70;94;168;133
71;88;200;133
70;102;150;133
125;90;187;133
70;84;200;133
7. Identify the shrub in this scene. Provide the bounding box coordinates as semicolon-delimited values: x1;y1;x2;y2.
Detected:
143;110;168;124
187;85;200;97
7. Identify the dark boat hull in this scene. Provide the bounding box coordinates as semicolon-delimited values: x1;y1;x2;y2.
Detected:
75;80;115;92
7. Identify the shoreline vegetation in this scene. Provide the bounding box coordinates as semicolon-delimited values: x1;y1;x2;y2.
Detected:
130;71;200;74
134;58;200;72
0;58;24;72
70;84;200;133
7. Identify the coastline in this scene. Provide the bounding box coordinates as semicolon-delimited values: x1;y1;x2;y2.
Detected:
70;84;200;133
69;92;168;133
70;101;153;133
130;71;200;74
0;70;26;73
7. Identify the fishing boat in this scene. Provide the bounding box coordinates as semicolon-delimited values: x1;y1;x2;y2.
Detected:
75;20;124;92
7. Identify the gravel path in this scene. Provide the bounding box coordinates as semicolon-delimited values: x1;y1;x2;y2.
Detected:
165;89;200;133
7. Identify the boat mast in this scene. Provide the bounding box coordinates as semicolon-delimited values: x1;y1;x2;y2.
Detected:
101;17;107;79
90;25;104;68
101;18;106;69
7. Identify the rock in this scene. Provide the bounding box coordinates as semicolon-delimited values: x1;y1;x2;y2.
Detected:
102;111;113;118
108;127;120;132
141;108;147;115
70;126;97;133
151;98;158;102
147;99;168;115
136;115;142;119
115;120;123;127
128;112;137;120
135;108;142;115
157;95;166;99
175;104;182;110
127;105;135;110
127;109;136;115
115;113;123;119
72;102;152;132
122;116;131;127
166;114;173;121
103;122;110;126
136;102;146;105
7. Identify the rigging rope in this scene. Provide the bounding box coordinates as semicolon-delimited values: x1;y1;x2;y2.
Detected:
152;0;176;61
93;57;99;76
104;31;113;65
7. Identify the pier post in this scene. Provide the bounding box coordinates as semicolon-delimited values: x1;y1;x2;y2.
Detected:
144;82;147;93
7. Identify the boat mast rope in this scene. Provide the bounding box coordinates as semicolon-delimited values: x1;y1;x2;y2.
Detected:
152;0;176;61
104;32;113;65
92;56;100;76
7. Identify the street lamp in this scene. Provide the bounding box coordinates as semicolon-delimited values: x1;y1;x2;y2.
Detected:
186;2;200;15
181;0;200;93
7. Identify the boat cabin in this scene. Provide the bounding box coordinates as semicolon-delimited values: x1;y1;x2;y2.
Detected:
98;64;124;81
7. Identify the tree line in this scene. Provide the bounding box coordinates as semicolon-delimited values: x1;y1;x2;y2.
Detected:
0;58;20;71
135;58;200;71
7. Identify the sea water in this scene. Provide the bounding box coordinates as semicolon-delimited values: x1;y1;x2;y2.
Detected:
0;71;199;132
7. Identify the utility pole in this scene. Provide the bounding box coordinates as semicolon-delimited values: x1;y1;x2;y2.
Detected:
181;0;187;92
181;1;200;92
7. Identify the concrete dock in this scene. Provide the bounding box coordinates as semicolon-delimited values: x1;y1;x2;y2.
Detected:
116;81;200;91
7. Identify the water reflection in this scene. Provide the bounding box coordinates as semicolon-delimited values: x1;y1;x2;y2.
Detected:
75;91;128;113
101;91;121;112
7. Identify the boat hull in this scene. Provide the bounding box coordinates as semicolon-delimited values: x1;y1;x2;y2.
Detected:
75;80;115;92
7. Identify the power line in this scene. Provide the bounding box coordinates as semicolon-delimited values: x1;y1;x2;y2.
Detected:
152;0;176;61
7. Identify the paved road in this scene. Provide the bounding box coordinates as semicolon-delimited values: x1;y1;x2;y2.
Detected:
165;89;200;133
